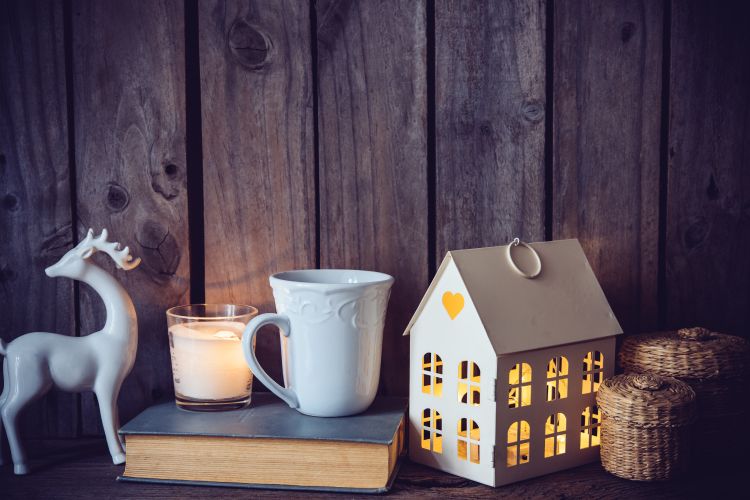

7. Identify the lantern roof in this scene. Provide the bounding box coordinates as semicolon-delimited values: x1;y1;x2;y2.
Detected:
403;239;623;355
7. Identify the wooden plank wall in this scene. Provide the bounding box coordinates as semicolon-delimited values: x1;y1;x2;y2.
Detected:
199;0;316;387
436;0;546;255
316;0;427;396
553;0;663;334
70;0;190;434
0;0;76;438
1;0;748;437
666;0;750;335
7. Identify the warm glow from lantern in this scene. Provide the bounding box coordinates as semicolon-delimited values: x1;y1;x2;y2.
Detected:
543;435;566;457
434;433;443;453
546;356;569;401
421;408;443;453
421;353;443;396
544;413;567;458
582;351;604;394
458;361;481;406
457;418;481;463
580;405;601;449
471;442;479;463
508;363;532;408
507;420;531;467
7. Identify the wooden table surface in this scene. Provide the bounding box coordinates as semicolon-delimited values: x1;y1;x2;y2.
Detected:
0;439;743;499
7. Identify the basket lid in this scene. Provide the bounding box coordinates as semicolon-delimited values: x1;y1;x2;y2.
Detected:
597;374;696;427
619;327;750;380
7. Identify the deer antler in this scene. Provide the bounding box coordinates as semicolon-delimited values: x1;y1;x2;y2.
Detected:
74;228;96;251
77;228;141;270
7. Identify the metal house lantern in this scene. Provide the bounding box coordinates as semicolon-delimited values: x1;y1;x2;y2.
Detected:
403;239;622;487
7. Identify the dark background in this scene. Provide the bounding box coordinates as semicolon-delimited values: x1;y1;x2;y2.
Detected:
1;0;748;439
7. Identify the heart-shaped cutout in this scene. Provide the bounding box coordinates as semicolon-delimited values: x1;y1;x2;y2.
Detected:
442;291;465;320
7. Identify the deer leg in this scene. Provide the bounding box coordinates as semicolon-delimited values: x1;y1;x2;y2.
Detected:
2;355;52;475
2;390;41;475
0;359;8;466
1;404;27;475
95;384;126;465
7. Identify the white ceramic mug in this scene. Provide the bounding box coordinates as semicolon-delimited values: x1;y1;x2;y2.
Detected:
241;269;394;417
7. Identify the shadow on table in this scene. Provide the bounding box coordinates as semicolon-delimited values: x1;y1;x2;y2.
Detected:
17;438;113;474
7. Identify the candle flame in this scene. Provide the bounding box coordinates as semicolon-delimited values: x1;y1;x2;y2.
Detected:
213;330;240;341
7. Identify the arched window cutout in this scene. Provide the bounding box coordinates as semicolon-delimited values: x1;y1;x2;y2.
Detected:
582;351;604;394
508;363;532;408
546;356;569;401
421;353;443;397
506;420;531;467
421;408;443;453
457;418;480;464
458;361;481;406
580;405;601;449
544;413;567;458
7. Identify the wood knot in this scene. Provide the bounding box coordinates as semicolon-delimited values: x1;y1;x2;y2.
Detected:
684;216;709;249
2;193;19;212
106;183;130;212
151;162;181;200
621;22;636;43
631;374;663;391
521;100;544;123
136;221;180;283
40;224;75;262
706;174;719;200
678;327;711;341
0;264;17;282
228;19;270;70
164;163;178;178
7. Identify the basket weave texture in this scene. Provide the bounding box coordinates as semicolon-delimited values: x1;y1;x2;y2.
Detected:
618;327;750;461
597;373;696;481
619;327;750;381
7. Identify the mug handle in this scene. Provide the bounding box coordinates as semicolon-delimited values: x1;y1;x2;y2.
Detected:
241;313;299;409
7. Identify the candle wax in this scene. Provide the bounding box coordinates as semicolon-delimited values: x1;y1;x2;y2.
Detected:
168;320;252;401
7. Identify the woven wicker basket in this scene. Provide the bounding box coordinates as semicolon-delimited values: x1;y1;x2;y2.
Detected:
597;373;696;481
618;327;750;461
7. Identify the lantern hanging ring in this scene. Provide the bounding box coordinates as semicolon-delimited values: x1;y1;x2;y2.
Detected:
506;237;542;279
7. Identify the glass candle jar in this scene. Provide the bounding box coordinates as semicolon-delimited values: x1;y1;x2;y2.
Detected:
166;304;258;411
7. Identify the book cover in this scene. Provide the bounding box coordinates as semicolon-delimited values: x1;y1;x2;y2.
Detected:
118;393;407;493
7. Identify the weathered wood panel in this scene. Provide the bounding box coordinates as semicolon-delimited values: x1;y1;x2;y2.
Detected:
71;0;190;433
436;0;546;259
199;0;315;386
553;0;663;333
0;0;76;437
666;0;750;336
316;0;428;396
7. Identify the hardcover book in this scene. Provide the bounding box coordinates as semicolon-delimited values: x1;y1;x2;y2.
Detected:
118;393;406;493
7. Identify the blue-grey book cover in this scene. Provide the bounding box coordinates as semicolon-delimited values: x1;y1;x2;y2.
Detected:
117;393;407;494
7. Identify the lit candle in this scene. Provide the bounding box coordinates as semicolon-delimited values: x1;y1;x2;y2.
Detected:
168;321;252;401
166;304;257;411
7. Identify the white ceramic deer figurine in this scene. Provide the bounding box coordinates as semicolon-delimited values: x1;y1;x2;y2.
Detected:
0;228;140;475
